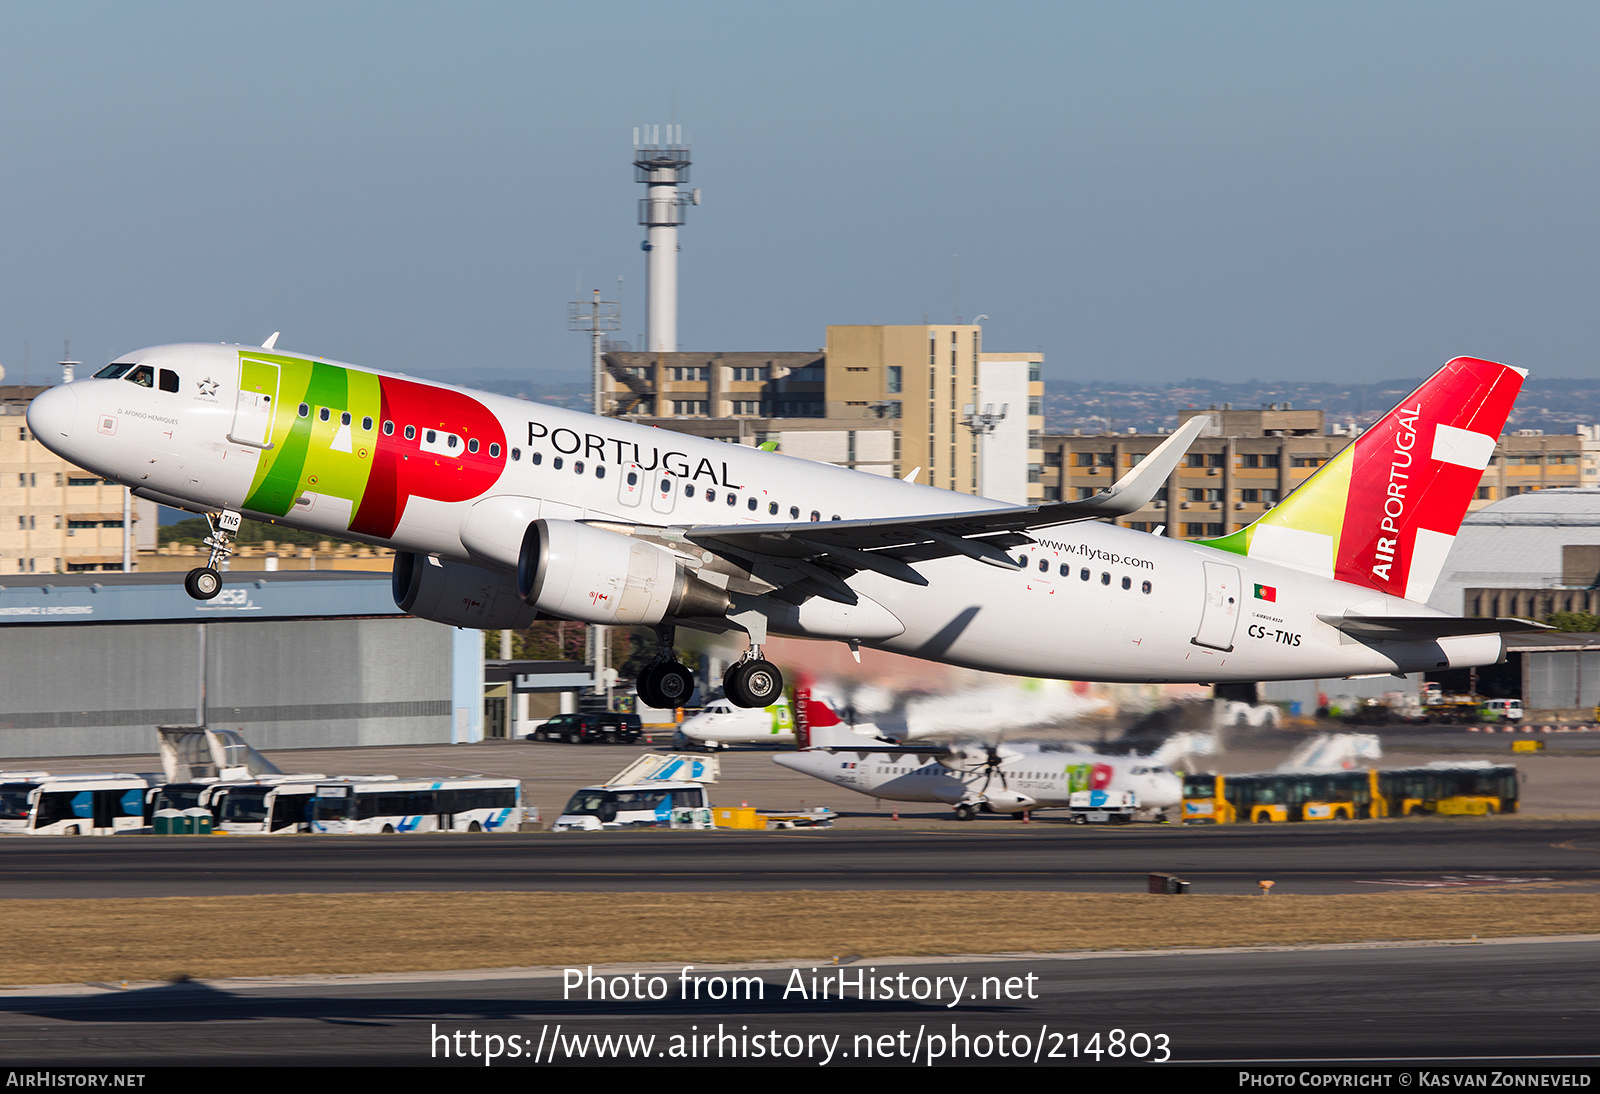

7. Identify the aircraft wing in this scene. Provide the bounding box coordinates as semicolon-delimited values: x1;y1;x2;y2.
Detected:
800;743;955;757
672;414;1211;595
1316;614;1552;640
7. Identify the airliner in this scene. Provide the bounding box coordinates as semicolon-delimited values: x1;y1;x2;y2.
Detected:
24;343;1539;709
773;718;1182;821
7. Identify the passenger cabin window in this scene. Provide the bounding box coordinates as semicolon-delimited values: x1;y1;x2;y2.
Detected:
362;417;373;431
489;443;501;458
340;412;351;426
319;407;331;422
467;438;479;453
299;403;310;418
403;425;416;440
382;420;394;435
158;369;179;393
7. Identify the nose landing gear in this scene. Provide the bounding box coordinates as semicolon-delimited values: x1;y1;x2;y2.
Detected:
183;509;241;602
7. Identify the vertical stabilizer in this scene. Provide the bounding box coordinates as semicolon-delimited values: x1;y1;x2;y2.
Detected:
1200;357;1525;602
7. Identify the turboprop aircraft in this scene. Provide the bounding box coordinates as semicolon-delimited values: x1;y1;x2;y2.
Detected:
773;717;1183;820
25;344;1542;709
674;695;798;750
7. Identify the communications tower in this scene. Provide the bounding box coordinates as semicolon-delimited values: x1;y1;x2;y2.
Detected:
633;125;698;353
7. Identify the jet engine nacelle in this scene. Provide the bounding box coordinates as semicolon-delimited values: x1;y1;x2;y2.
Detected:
392;552;537;630
517;518;730;626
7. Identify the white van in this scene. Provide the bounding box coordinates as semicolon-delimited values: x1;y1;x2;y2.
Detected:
553;781;711;831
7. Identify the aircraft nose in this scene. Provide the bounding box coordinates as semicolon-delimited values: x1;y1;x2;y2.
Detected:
26;384;79;444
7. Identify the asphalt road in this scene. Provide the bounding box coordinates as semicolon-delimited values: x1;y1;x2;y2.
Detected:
2;938;1596;1066
2;820;1597;897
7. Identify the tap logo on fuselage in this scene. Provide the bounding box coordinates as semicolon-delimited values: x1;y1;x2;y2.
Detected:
237;353;506;540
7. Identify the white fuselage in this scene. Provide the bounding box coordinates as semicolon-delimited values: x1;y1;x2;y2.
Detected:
26;343;1498;684
773;744;1183;813
676;699;796;748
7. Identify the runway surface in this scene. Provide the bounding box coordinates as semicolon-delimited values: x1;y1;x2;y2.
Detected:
3;820;1598;897
2;938;1596;1066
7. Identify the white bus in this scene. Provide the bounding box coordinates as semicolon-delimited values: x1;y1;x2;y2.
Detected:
0;774;150;835
309;777;524;834
209;779;328;834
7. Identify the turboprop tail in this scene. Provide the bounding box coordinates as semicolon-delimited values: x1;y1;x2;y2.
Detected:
1199;357;1525;603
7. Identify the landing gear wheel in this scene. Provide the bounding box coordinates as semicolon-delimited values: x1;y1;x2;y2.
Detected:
638;662;695;710
953;803;977;822
184;567;223;601
724;658;783;708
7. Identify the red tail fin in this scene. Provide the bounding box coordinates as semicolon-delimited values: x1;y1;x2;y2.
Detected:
1202;357;1525;602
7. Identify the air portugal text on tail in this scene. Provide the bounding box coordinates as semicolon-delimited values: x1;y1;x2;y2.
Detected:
25;340;1546;706
1200;357;1525;603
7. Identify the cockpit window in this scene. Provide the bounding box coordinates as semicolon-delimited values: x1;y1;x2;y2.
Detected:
158;369;179;393
94;363;133;379
124;365;155;387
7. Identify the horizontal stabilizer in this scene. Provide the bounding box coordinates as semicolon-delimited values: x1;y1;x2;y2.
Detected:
1317;614;1550;640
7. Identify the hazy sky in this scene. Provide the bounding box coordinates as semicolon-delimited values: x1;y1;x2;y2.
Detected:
2;1;1598;386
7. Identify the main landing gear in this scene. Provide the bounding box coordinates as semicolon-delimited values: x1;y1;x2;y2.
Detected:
183;509;241;602
723;651;783;709
636;624;697;710
718;594;784;709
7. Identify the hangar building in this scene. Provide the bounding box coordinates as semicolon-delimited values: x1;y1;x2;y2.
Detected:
0;570;483;759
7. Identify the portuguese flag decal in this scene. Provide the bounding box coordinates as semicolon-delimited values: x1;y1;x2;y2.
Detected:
1254;584;1277;602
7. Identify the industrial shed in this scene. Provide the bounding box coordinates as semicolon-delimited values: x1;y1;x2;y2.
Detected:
0;570;483;758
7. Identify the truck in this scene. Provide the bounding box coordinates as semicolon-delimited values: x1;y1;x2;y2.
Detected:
1067;788;1138;824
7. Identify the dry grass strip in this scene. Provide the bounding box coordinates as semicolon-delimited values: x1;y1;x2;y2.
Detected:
1;890;1596;986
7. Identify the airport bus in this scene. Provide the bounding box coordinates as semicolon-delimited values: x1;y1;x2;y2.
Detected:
308;777;524;834
0;773;150;835
210;779;327;834
1376;763;1519;815
145;782;213;834
1182;763;1518;823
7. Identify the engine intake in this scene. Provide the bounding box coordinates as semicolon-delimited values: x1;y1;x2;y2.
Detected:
518;519;729;626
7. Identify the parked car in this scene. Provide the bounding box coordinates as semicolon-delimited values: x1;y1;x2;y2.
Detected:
531;712;643;744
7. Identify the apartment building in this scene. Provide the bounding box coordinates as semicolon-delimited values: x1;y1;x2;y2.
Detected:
599;325;1045;502
1042;405;1586;541
0;385;158;573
